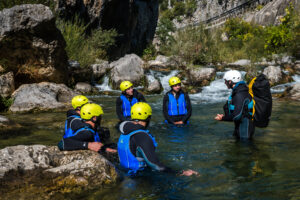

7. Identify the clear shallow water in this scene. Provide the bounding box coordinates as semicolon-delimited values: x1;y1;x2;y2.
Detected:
1;96;300;200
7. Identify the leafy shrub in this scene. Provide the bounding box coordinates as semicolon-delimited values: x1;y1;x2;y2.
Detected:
56;17;117;68
156;17;175;47
0;96;13;112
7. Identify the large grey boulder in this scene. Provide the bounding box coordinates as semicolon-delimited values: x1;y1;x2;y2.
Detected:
263;66;283;85
91;61;111;82
0;145;118;199
9;82;77;113
147;55;179;71
75;82;92;94
0;4;69;87
145;76;162;94
56;0;159;57
230;59;251;67
110;54;145;89
0;72;14;98
188;67;216;86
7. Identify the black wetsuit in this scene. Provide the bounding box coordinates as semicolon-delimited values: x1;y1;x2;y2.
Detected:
119;121;174;173
163;90;192;124
59;119;114;151
116;89;146;122
222;83;255;139
65;109;81;132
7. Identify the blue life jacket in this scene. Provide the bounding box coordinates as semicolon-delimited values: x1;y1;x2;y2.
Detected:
117;129;157;175
227;81;253;115
64;115;81;138
168;93;187;116
63;126;101;142
120;94;138;117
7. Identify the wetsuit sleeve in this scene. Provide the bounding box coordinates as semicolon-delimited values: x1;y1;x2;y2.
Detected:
132;133;174;172
163;94;174;123
137;92;146;102
116;97;126;122
222;93;245;122
181;93;192;123
62;130;94;150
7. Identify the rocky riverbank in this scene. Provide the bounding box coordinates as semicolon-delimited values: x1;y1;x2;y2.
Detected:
0;145;119;199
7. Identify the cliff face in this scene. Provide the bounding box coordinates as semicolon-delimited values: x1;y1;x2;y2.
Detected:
56;0;159;58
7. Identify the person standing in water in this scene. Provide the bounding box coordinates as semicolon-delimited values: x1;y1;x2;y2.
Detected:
163;77;192;125
117;102;198;176
64;95;89;137
214;70;255;139
116;81;146;123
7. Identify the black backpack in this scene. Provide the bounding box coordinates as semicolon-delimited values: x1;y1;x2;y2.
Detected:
248;74;272;128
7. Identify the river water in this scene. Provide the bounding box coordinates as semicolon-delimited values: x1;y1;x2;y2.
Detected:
1;74;300;199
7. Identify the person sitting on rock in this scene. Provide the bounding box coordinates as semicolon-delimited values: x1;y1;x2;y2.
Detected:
58;103;116;153
163;77;192;126
116;81;146;123
118;102;198;176
64;95;89;138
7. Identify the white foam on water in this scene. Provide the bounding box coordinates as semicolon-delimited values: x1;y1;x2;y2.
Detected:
150;70;179;93
271;74;300;93
95;76;113;91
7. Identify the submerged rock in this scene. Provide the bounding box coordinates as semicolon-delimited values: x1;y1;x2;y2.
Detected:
0;4;69;87
110;54;145;89
281;83;300;101
9;82;77;113
0;145;118;199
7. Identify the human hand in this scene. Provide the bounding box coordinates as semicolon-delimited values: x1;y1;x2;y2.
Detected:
180;169;199;176
214;114;224;121
88;142;103;152
174;121;184;125
105;148;117;153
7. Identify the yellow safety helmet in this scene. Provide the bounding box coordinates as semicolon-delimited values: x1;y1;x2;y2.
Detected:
169;76;181;86
131;102;152;121
71;95;89;109
80;103;104;120
120;81;133;92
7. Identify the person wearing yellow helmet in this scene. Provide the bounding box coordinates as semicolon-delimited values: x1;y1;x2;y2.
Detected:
116;80;146;123
117;102;198;176
63;95;89;139
163;76;192;126
58;103;116;153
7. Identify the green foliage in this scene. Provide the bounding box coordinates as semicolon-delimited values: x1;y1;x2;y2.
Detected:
0;0;55;11
156;17;175;48
0;96;13;112
264;4;295;54
56;17;117;68
142;44;157;61
159;0;197;20
164;25;218;64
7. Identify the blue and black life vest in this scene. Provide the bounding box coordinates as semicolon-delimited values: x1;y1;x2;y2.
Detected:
117;129;157;174
63;126;101;142
120;94;138;117
64;115;81;137
227;81;253;116
168;93;187;116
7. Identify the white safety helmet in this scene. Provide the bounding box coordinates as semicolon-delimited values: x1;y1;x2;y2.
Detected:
223;70;242;83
